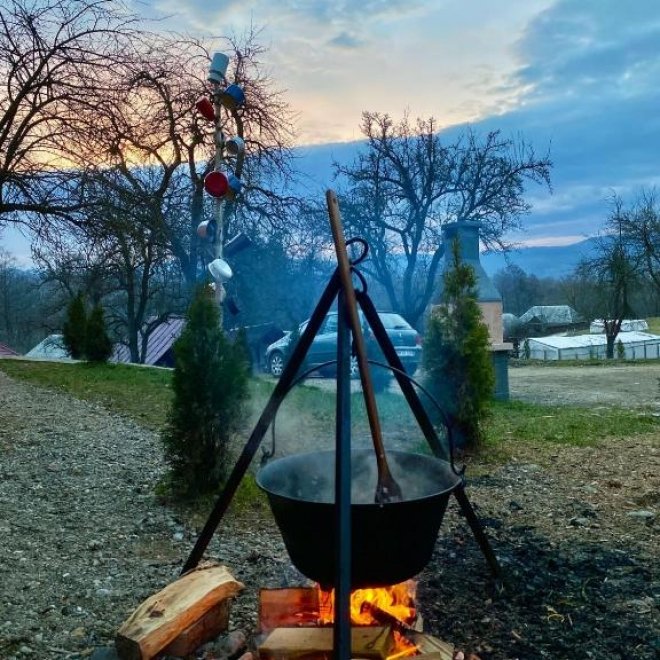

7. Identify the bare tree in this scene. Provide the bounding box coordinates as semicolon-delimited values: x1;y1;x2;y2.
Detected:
574;198;641;358
0;0;138;227
34;167;188;363
336;113;552;327
0;248;53;351
617;188;660;294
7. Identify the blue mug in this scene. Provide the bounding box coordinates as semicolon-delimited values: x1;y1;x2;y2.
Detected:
221;84;246;110
227;174;242;194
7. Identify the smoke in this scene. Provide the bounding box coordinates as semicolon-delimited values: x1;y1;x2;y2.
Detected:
258;449;460;505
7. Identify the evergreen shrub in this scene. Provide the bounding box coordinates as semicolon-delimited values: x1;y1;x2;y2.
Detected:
85;304;113;363
62;292;87;360
422;239;494;451
162;286;249;499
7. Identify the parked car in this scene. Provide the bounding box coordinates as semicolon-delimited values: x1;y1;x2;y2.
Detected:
265;311;422;378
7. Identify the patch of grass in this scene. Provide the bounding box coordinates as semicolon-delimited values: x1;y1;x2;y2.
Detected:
0;359;173;429
2;359;656;461
486;400;658;447
247;376;658;455
156;472;270;527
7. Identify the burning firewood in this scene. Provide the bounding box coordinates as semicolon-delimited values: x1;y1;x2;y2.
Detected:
258;626;395;659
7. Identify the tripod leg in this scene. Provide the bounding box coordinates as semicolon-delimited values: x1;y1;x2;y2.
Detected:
181;272;342;574
454;485;501;577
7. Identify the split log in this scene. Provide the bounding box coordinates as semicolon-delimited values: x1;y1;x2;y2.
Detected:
406;632;455;660
161;600;231;657
115;563;243;660
258;626;393;660
259;588;320;631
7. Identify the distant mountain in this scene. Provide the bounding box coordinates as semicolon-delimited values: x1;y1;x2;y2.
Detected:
480;238;598;278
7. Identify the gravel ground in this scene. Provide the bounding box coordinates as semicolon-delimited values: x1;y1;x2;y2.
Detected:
509;363;660;408
0;369;658;660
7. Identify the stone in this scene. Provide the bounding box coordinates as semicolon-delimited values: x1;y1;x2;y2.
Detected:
626;510;655;521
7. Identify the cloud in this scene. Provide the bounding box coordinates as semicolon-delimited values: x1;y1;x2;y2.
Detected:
463;0;660;242
514;0;660;101
279;0;427;25
153;0;245;29
328;32;365;49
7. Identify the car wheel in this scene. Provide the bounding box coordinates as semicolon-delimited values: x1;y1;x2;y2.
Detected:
269;351;285;378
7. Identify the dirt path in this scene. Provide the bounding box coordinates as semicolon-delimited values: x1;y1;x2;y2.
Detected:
509;363;660;408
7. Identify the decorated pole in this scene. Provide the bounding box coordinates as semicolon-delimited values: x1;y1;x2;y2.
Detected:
196;52;247;327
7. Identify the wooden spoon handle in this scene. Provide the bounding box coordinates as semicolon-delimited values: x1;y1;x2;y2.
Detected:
326;190;403;503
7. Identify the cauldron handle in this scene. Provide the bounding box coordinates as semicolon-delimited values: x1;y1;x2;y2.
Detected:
263;359;465;479
362;361;466;479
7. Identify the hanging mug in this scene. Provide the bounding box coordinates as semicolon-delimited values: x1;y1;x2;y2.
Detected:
226;174;243;200
196;219;217;241
208;258;233;282
208;52;229;84
225;135;245;156
204;171;229;198
221;84;246;110
195;97;216;122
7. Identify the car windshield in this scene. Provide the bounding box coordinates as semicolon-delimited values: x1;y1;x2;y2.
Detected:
378;313;411;330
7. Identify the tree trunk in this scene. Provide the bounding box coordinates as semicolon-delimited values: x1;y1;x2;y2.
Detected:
606;334;615;359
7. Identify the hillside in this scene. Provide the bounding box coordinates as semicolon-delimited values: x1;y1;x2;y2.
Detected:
480;238;597;278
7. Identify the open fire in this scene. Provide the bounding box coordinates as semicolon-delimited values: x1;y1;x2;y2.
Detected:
317;581;419;658
257;582;460;659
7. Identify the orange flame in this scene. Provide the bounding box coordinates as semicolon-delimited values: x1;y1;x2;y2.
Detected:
317;581;419;658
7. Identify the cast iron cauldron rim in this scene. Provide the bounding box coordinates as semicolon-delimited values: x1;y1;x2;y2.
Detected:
256;448;462;506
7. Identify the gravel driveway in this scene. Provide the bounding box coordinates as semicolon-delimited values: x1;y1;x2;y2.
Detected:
509;363;660;408
0;371;180;657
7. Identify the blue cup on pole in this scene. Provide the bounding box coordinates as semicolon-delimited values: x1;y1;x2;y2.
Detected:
221;84;246;110
226;174;243;200
208;52;229;84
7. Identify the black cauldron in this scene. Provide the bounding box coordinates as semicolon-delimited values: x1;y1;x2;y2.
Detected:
256;448;462;588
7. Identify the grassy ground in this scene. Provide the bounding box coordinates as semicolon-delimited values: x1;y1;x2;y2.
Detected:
1;358;656;451
2;357;657;516
0;359;173;429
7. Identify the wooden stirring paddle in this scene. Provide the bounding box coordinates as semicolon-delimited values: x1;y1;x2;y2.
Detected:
326;189;403;504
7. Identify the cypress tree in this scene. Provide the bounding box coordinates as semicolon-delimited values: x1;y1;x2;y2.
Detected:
423;239;494;451
62;292;87;360
162;286;249;498
85;304;113;363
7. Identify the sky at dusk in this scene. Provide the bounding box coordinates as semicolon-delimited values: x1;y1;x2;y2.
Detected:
3;0;660;260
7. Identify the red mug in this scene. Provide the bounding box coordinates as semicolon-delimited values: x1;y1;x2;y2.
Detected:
204;171;229;198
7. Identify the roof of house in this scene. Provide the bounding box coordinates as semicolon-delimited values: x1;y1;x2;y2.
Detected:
529;331;660;350
519;305;583;326
25;334;71;360
0;343;18;356
114;317;185;365
590;319;649;333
